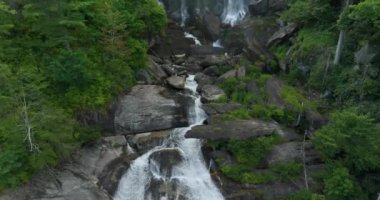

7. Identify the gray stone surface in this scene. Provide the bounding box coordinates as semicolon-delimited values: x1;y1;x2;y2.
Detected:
202;103;242;115
115;85;189;135
200;85;226;102
0;136;133;200
167;75;186;89
186;120;279;140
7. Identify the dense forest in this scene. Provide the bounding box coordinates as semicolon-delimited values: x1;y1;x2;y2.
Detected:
0;0;379;199
281;0;380;198
0;0;166;190
212;0;380;199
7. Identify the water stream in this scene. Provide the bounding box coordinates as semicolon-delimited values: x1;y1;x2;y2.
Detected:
181;0;189;27
185;32;202;46
114;75;224;200
222;0;248;26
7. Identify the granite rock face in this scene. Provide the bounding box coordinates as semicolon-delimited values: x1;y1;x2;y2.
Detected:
115;85;190;135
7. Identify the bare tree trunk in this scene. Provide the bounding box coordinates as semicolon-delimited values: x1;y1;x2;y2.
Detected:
360;64;370;100
21;88;38;152
302;130;309;190
334;31;345;65
322;53;331;86
333;0;350;65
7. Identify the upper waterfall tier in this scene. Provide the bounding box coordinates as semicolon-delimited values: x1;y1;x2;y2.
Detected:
159;0;249;27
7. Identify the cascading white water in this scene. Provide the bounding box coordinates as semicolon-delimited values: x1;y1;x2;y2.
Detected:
180;0;189;27
222;0;248;26
212;39;223;48
114;75;224;200
185;32;202;46
157;0;164;7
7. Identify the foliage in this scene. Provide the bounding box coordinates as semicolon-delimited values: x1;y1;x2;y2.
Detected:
270;161;303;181
323;166;356;200
0;0;166;190
313;110;380;173
339;0;380;43
281;0;336;27
214;136;280;184
281;86;305;112
291;28;336;61
284;190;325;200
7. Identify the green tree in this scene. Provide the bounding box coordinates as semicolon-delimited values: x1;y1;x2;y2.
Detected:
313;110;380;173
323;167;356;200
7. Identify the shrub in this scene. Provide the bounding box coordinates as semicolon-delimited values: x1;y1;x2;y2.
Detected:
271;161;303;181
313;110;380;173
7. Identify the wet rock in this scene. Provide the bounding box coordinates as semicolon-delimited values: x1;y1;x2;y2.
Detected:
146;177;188;200
188;45;225;56
267;23;297;47
199;55;229;68
148;56;168;81
200;85;226;102
130;131;172;153
148;148;184;177
167;75;186;89
202;13;221;41
202;103;242;115
186;120;279;140
99;155;136;196
248;0;288;15
150;21;193;57
161;64;177;76
195;73;215;88
115;85;189;135
203;65;221;77
136;69;152;85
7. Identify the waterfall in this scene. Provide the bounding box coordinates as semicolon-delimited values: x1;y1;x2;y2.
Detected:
114;75;224;200
185;32;202;46
212;39;223;48
157;0;163;7
181;0;189;27
222;0;248;26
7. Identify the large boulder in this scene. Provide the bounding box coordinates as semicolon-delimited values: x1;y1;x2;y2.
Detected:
267;23;297;47
202;13;221;41
115;85;189;135
216;69;237;82
130;131;172;153
195;73;215;88
136;69;153;85
199;85;226;102
150;21;194;57
199;55;229;68
186;119;279;140
166;75;186;89
148;148;184;177
148;56;168;81
248;0;288;15
266;141;322;167
188;45;225;56
0;136;133;200
202;103;242;115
